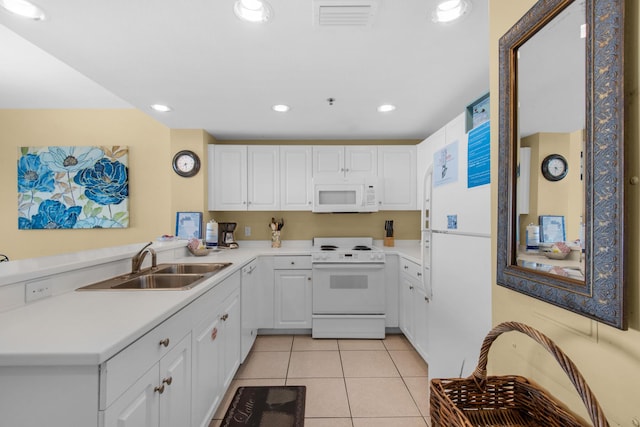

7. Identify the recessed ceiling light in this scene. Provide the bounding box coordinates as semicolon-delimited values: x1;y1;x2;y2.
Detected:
432;0;470;23
377;104;396;113
150;104;172;112
272;104;290;113
0;0;46;20
234;0;272;23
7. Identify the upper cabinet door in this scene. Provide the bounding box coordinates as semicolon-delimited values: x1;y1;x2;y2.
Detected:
312;146;377;179
378;146;417;210
345;146;377;178
312;146;344;178
280;146;312;210
247;146;279;211
212;145;247;210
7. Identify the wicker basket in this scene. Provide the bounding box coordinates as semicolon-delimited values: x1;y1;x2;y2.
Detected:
430;321;609;427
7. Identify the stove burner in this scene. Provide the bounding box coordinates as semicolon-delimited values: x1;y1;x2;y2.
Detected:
352;245;372;251
320;245;338;251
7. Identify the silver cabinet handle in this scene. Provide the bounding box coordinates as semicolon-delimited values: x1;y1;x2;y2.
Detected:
417;272;422;277
154;384;165;394
159;338;170;347
162;377;173;386
409;285;414;290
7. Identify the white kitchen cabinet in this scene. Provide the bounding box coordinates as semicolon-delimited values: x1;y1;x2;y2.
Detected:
211;145;247;210
191;272;241;427
211;145;279;211
240;260;259;362
280;145;313;210
103;333;191;427
384;254;399;328
378;145;417;210
399;270;416;343
399;257;428;360
247;145;280;211
312;146;377;179
273;256;312;329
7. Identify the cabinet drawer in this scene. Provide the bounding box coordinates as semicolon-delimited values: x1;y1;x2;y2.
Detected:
99;309;191;410
273;256;311;270
400;258;421;279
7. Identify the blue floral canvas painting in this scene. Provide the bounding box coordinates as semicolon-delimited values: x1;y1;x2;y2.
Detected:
18;146;129;229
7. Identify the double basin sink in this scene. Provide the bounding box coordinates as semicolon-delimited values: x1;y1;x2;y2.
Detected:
77;263;232;291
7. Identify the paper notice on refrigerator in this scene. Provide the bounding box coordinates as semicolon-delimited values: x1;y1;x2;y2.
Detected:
467;121;491;188
433;141;459;187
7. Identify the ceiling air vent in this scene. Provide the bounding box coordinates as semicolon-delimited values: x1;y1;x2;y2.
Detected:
313;0;377;27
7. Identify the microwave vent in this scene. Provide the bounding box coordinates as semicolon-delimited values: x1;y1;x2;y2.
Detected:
313;0;377;27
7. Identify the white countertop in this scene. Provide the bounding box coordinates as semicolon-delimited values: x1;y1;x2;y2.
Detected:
0;239;419;367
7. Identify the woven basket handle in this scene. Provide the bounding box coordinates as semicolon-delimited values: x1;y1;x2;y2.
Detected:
471;321;609;427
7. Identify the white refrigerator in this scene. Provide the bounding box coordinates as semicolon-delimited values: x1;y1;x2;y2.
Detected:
420;119;491;379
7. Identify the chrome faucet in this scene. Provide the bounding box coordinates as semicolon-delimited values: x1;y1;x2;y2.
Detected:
131;242;157;274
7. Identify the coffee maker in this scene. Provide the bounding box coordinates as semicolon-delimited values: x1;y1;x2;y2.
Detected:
218;222;239;249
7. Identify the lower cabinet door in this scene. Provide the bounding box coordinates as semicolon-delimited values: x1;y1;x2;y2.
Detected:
221;290;241;390
103;366;160;427
192;314;223;427
274;270;312;328
159;334;192;427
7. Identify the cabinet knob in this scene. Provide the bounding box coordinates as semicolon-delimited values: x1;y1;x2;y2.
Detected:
425;297;430;302
159;338;170;348
409;285;414;290
307;277;311;281
417;272;422;277
211;327;218;341
291;261;295;265
154;384;165;394
162;377;173;386
221;313;229;321
404;265;409;270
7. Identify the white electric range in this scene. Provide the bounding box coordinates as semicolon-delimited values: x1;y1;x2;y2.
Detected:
311;237;386;338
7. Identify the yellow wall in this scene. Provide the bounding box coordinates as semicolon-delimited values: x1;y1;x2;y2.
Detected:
2;112;419;260
211;210;420;242
490;1;640;424
2;109;176;260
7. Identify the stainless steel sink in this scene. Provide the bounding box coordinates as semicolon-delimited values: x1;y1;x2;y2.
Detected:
77;262;232;291
152;263;231;275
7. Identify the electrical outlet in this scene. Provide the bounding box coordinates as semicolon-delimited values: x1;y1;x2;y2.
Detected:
245;226;251;236
25;279;52;302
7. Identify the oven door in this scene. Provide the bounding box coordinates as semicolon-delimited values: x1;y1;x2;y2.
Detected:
312;263;385;314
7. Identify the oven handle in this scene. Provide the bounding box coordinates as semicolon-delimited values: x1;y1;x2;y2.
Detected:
312;263;385;270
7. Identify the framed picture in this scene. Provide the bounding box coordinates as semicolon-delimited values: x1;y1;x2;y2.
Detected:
539;215;565;243
176;212;203;239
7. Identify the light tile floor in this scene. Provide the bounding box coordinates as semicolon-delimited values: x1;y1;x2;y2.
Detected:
209;334;431;427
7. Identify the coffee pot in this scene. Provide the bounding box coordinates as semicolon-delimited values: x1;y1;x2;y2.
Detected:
218;222;239;249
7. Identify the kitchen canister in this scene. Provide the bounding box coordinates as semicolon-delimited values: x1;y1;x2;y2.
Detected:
526;223;540;250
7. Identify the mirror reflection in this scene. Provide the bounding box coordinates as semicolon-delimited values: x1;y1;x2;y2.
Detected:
515;0;586;282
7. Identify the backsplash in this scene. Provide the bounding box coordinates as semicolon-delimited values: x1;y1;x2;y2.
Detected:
208;211;420;241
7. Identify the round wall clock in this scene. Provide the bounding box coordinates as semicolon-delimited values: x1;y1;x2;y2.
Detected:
172;150;201;177
541;154;568;181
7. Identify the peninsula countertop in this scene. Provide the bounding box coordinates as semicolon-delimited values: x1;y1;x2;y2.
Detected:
0;239;420;367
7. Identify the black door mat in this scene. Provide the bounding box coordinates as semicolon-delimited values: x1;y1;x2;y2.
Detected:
220;385;306;427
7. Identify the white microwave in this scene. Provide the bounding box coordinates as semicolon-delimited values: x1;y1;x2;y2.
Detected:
312;177;379;213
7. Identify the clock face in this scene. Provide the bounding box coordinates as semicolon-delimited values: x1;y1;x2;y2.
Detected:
541;154;568;181
172;150;200;177
176;155;195;172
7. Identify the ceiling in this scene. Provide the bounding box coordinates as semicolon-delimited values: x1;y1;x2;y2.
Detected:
0;0;489;141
